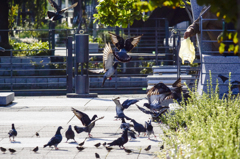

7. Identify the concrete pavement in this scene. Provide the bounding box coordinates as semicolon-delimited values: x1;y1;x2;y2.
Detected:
0;95;165;159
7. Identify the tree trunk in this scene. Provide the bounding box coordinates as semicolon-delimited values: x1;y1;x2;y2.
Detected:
0;0;11;56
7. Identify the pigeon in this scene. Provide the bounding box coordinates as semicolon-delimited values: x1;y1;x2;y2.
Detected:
120;118;133;130
107;128;128;148
79;137;87;146
76;146;85;151
105;146;113;152
131;119;146;136
160;144;164;150
0;47;5;52
88;43;118;87
74;116;104;137
112;97;139;120
128;129;137;140
231;80;240;92
0;147;6;153
95;152;100;158
9;148;16;154
136;104;169;122
72;107;98;126
36;132;40;137
32;146;38;153
8;123;17;142
65;125;76;142
43;126;63;150
94;143;101;148
145;120;156;139
108;32;143;63
102;142;106;147
124;148;132;154
47;0;78;21
144;145;151;151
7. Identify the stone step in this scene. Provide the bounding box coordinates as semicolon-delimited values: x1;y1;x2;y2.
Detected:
147;74;193;80
0;92;14;106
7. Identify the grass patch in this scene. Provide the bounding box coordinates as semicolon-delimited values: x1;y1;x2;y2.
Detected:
158;73;240;158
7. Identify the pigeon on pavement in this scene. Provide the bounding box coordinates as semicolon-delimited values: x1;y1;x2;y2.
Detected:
65;125;76;142
72;107;98;126
76;146;85;151
144;145;151;151
145;120;157;139
107;128;128;148
32;146;38;153
74;116;104;137
95;152;100;158
88;43;118;87
8;123;17;142
79;137;87;146
9;148;16;154
0;147;6;153
94;143;101;148
36;132;40;137
47;0;78;21
105;146;113;152
131;119;146;136
109;32;143;63
43;126;63;150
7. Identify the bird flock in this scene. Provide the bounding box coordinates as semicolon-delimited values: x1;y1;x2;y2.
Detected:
1;77;190;158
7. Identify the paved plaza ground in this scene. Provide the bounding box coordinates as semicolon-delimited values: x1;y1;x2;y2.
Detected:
0;94;165;159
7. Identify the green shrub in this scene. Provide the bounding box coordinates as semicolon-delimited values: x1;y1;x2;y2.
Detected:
158;72;240;158
10;38;51;56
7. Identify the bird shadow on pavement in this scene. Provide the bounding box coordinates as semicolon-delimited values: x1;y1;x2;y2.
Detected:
53;149;68;151
11;141;21;144
87;138;112;142
91;98;112;102
128;140;140;142
148;139;160;142
67;142;78;145
103;133;120;136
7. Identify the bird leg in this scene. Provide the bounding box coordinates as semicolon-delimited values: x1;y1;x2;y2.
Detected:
88;134;93;138
54;146;59;150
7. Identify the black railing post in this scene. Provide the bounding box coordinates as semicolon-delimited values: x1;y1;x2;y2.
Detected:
67;37;73;93
51;22;55;56
10;51;13;92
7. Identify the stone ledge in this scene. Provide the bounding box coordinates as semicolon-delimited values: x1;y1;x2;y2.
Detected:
66;93;98;98
0;92;14;106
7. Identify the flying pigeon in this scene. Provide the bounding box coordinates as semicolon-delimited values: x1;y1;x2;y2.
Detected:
47;0;78;21
9;148;16;154
94;143;101;148
88;43;118;87
32;146;39;153
95;153;100;158
0;147;6;154
136;104;169;122
144;145;151;151
145;120;156;139
108;32;143;63
130;119;146;136
0;47;5;52
43;126;63;150
107;128;128;148
218;74;229;83
65;125;76;142
71;107;98;126
79;137;87;146
74;116;104;137
112;97;140;120
76;146;85;151
120;118;133;130
8;123;17;142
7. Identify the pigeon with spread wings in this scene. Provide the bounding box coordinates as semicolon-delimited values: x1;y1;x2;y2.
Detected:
47;0;78;21
71;107;98;126
89;43;118;87
74;116;104;138
108;32;143;63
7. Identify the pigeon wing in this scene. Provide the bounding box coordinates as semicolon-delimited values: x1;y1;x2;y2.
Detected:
125;35;143;52
71;107;91;126
59;2;78;14
172;77;182;87
103;43;114;70
108;32;124;50
136;105;153;115
48;0;61;12
113;49;132;63
87;116;104;132
122;99;139;109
